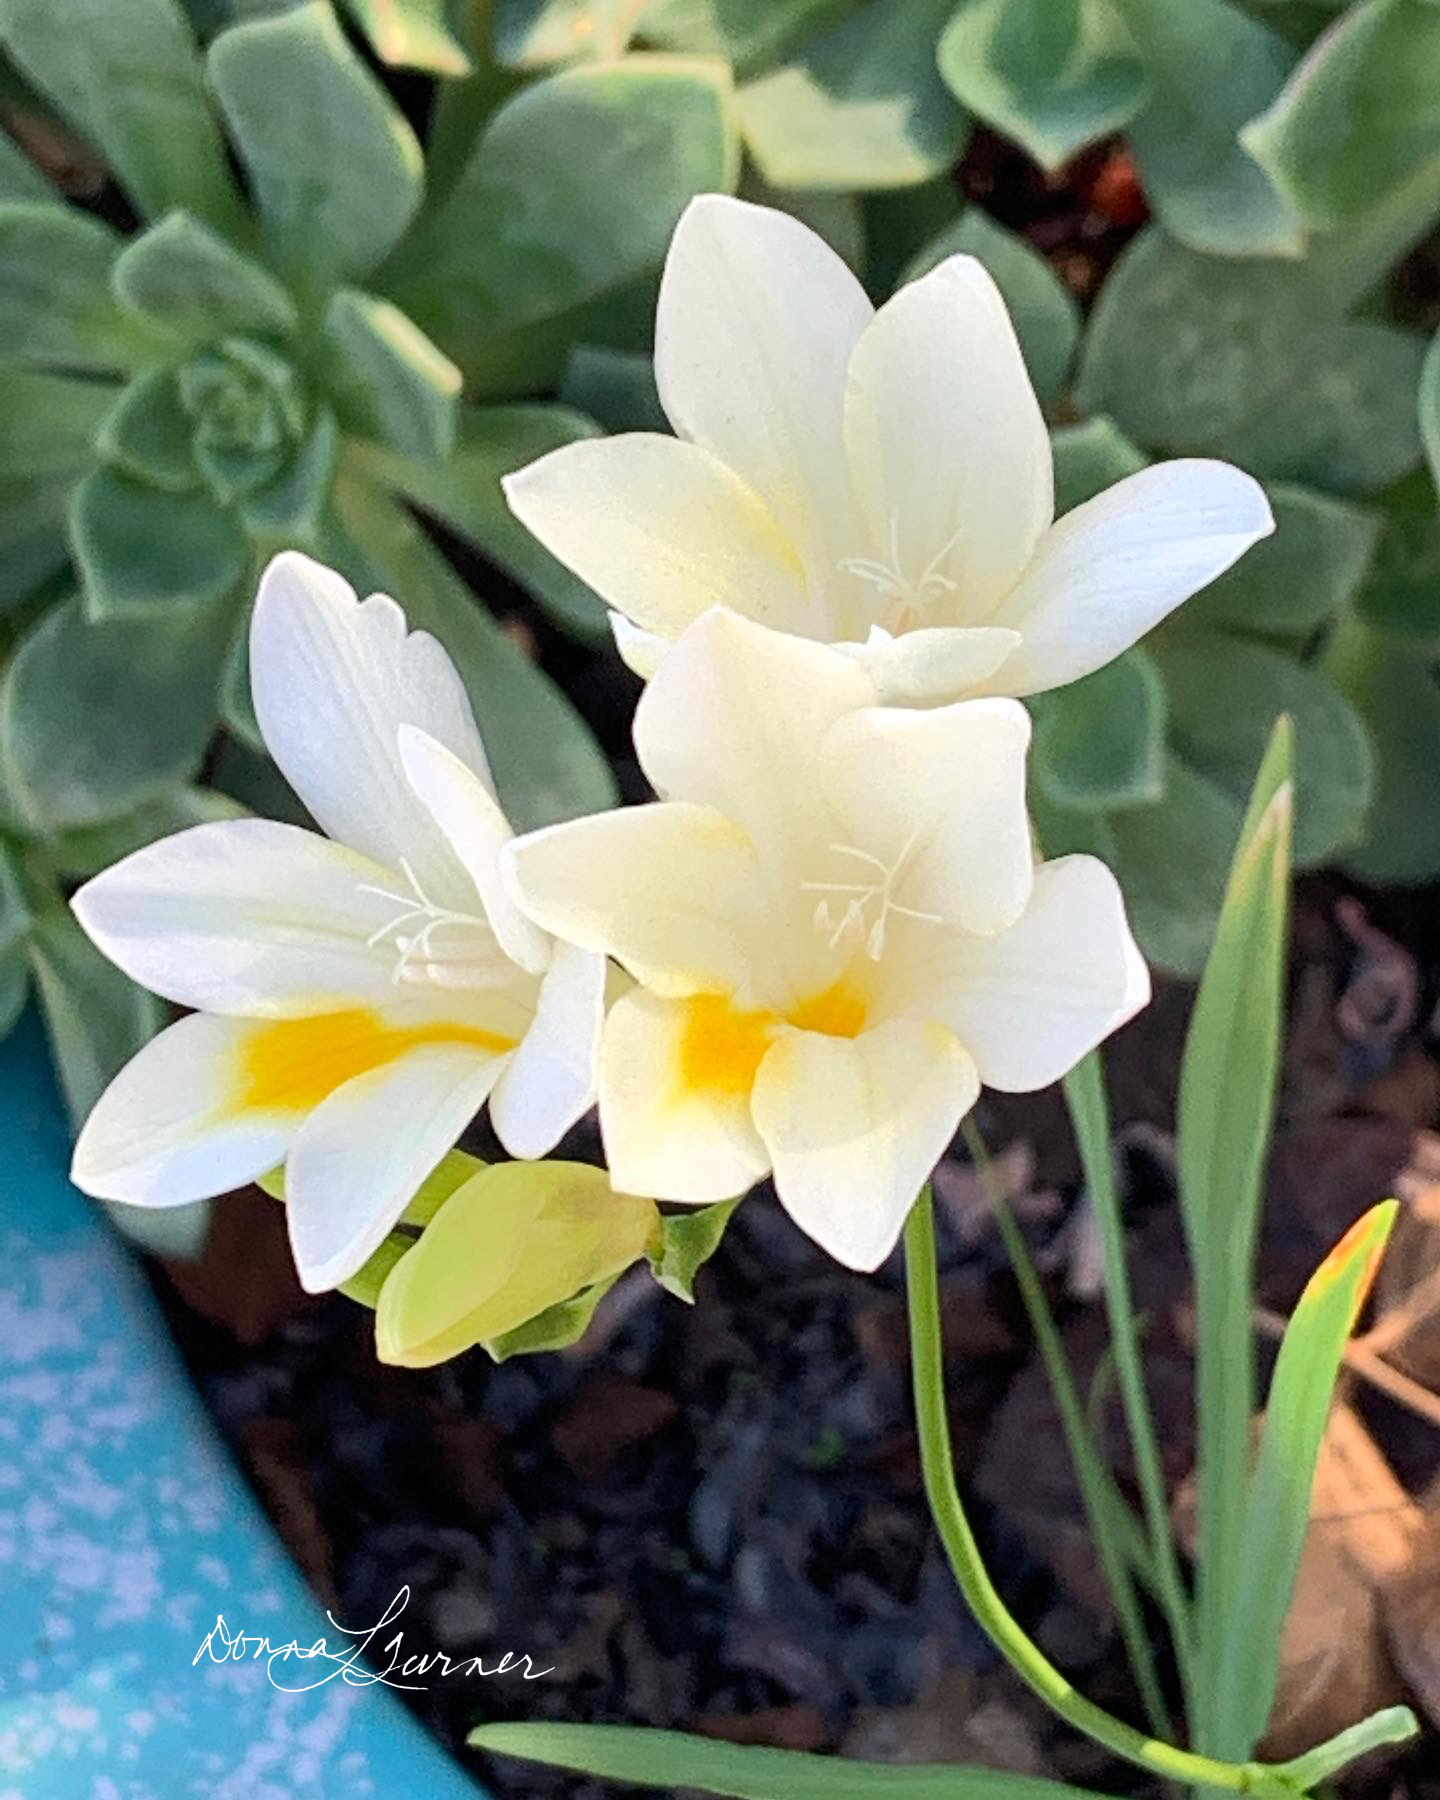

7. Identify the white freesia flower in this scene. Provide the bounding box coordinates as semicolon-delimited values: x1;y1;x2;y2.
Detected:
503;195;1274;706
69;552;605;1293
505;608;1148;1272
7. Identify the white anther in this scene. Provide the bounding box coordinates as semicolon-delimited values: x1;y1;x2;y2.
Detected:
357;858;499;987
799;826;944;962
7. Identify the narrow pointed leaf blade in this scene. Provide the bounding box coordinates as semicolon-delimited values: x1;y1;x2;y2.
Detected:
469;1722;1116;1800
1211;1201;1398;1758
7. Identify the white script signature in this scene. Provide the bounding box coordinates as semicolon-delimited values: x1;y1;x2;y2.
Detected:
191;1586;555;1692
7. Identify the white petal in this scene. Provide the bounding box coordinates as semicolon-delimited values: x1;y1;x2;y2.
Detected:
502;434;812;643
250;551;489;899
490;940;606;1159
634;607;872;868
819;700;1035;938
656;194;872;573
71;1013;295;1205
835;623;1023;706
611;612;670;681
285;1044;505;1292
598;987;772;1205
71;818;405;1016
751;1019;978;1271
844;255;1053;616
398;725;549;976
920;855;1150;1090
983;461;1275;697
504;801;765;999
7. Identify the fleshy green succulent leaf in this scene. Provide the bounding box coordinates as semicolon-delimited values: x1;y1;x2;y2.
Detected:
1156;630;1371;867
0;475;74;612
491;0;645;66
0;122;56;204
342;0;473;72
0;367;115;479
1325;613;1440;884
71;466;252;620
1175;483;1381;640
0;202;155;374
0;0;246;234
208;0;424;290
94;369;203;493
1423;323;1440;494
1176;715;1293;1758
1211;1200;1398;1759
112;210;299;343
28;901;168;1128
1353;469;1440;643
356;402;609;641
645;1197;741;1302
900;207;1079;413
319;289;461;461
559;343;668;434
1111;0;1304;257
1031;647;1166;813
469;1722;1118;1799
0;841;30;1038
387;56;737;397
193;435;287;505
0;591;235;831
937;0;1146;171
1051;415;1149;514
238;406;340;547
735;0;967;192
1078;228;1426;496
1242;0;1440;233
47;787;247;878
639;0;839;69
0;941;30;1042
373;1160;658;1366
326;471;618;827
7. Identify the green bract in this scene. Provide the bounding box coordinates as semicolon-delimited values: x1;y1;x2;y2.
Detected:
0;0;736;1119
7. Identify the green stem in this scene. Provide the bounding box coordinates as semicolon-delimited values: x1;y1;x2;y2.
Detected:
1064;1055;1195;1698
959;1119;1172;1740
904;1187;1298;1800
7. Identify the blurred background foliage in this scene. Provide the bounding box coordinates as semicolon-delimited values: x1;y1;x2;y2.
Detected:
2;0;1440;1124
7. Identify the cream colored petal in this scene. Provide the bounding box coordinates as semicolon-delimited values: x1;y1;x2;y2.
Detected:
397;725;550;975
504;801;767;999
610;612;670;681
250;551;488;899
818;699;1034;939
982;460;1275;697
285;1043;506;1293
834;624;1023;705
633;607;871;869
751;1019;978;1271
598;986;772;1205
71;1013;296;1206
656;194;872;572
843;255;1053;618
489;939;606;1159
71;818;404;1016
502;434;812;642
914;855;1149;1091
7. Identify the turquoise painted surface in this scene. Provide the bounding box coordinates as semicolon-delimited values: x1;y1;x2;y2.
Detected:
0;1011;486;1798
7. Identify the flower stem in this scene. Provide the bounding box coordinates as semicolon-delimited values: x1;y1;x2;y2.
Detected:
903;1186;1297;1799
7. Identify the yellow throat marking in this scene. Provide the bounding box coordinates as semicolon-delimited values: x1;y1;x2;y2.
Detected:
235;1009;516;1114
677;982;868;1099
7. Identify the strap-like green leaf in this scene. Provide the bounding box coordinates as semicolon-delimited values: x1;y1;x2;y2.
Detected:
1210;1201;1398;1758
0;0;245;234
319;289;461;462
113;211;299;343
208;0;423;291
1175;715;1292;1760
469;1722;1117;1800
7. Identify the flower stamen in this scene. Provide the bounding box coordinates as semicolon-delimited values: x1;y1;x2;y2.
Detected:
800;826;944;960
838;511;967;635
357;859;502;989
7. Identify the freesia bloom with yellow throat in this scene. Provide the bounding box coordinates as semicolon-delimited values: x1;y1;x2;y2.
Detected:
504;195;1274;707
505;608;1148;1271
68;552;604;1293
